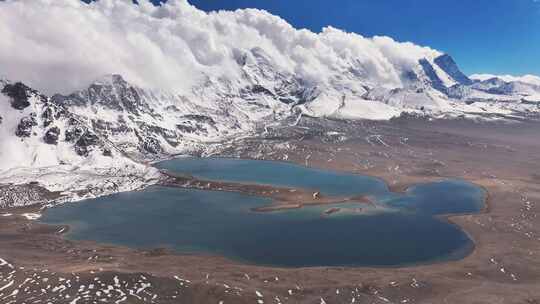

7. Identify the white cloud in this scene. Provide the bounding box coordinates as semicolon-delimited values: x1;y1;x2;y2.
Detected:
0;0;442;95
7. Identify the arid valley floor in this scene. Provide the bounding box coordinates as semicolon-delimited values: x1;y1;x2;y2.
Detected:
1;116;540;304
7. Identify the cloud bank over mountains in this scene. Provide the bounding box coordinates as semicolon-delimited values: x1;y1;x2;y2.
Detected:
0;0;443;95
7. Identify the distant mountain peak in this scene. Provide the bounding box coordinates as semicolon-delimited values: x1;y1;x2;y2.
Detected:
91;74;129;87
434;54;473;85
470;74;540;87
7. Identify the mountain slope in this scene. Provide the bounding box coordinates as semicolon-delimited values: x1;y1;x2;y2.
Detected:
0;79;160;207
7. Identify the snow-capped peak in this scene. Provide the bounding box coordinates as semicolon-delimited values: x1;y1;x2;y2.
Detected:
470;74;540;87
91;74;129;87
434;54;473;85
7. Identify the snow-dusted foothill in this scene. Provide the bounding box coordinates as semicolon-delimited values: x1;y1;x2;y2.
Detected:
0;78;160;207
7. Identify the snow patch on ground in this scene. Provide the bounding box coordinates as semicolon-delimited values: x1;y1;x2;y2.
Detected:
20;213;41;220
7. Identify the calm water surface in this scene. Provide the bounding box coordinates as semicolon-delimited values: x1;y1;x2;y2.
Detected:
41;158;486;267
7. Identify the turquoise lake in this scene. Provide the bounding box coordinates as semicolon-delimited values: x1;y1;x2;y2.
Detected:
41;158;486;267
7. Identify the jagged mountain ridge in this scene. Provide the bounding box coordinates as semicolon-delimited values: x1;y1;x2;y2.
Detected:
469;75;540;100
1;45;540;206
3;48;540;165
39;52;471;159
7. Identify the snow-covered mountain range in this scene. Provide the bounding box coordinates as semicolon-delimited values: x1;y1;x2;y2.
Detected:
0;78;161;207
1;0;539;207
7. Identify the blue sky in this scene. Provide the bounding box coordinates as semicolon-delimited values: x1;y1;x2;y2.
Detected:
138;1;540;76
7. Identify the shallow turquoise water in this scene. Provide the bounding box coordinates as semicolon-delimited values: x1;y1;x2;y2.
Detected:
156;158;485;215
156;157;389;197
41;158;486;267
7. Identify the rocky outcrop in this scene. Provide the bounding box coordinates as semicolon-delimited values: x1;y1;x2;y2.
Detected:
43;126;60;145
2;82;33;110
15;115;37;138
74;132;101;156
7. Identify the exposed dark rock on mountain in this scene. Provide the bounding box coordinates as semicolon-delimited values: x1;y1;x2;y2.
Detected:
419;58;447;93
434;54;473;85
65;124;86;143
16;115;37;138
74;132;101;156
2;82;33;110
44;126;60;145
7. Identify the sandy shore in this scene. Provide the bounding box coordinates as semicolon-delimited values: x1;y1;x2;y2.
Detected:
1;117;540;303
